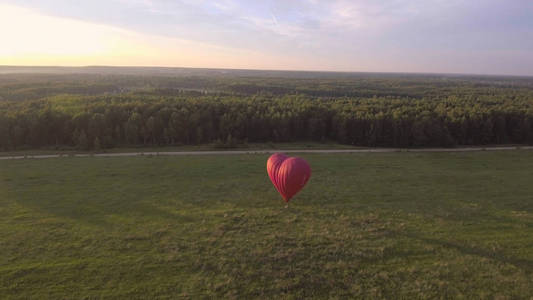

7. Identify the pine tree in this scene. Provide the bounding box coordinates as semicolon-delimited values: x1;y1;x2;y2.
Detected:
94;137;101;151
77;130;89;150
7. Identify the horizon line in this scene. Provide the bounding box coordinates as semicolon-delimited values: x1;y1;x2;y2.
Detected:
1;64;532;78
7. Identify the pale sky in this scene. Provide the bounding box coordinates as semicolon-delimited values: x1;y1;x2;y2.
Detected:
1;0;532;75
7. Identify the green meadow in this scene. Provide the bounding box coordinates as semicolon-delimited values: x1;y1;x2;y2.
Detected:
1;151;533;298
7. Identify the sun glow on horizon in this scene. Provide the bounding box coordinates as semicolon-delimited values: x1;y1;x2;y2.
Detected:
0;4;304;70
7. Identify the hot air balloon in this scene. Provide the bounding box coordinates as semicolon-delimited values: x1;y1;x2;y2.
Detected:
267;153;311;205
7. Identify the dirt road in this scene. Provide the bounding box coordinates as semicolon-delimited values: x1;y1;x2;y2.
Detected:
1;146;533;160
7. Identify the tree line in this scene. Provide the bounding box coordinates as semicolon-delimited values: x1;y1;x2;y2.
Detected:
1;93;532;150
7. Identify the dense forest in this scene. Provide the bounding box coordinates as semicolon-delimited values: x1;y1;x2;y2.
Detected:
1;67;533;150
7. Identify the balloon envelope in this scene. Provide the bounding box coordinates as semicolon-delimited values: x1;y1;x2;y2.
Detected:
267;153;311;202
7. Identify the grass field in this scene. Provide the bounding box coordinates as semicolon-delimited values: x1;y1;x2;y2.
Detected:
1;151;533;298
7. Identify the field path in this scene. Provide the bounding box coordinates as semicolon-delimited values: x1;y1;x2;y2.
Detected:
1;146;533;160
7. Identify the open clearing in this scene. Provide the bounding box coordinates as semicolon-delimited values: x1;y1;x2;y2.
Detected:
1;151;533;298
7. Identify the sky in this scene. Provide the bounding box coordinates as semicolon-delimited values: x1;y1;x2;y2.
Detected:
1;0;532;75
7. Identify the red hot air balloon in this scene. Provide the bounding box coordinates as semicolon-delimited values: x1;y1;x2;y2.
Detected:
267;153;311;203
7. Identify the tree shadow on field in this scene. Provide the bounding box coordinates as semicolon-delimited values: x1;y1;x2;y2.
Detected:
402;231;533;274
6;184;195;229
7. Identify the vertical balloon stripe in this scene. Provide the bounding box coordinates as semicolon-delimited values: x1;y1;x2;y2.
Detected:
267;153;288;198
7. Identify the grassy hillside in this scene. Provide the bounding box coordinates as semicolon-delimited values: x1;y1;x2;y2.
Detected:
1;151;533;298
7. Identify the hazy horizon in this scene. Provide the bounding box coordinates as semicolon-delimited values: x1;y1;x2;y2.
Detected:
3;64;533;79
1;1;533;76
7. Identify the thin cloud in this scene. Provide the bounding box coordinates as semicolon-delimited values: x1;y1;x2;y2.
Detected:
1;0;532;75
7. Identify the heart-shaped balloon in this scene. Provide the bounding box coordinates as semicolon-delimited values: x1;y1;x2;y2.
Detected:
267;153;311;202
